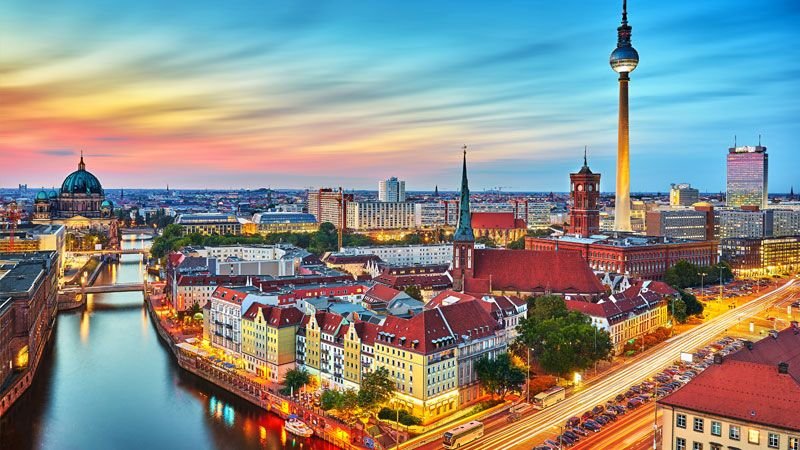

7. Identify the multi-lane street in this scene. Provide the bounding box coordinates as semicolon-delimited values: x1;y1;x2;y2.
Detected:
444;278;800;450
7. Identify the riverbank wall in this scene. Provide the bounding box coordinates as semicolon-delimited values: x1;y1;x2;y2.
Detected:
144;297;367;449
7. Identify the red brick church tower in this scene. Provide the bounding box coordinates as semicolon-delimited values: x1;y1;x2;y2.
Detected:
451;146;475;292
569;148;601;237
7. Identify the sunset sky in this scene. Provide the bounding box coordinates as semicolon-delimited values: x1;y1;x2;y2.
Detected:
1;0;798;192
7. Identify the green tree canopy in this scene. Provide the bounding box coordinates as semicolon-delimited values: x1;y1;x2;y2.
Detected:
669;297;688;324
280;369;310;395
403;285;423;301
517;296;613;377
357;367;395;413
475;353;526;399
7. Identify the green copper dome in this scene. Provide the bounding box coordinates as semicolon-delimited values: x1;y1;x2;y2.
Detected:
100;199;113;209
35;190;49;201
48;190;58;199
61;156;104;195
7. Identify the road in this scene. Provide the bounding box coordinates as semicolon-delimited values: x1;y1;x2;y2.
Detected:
570;403;658;450
452;278;800;450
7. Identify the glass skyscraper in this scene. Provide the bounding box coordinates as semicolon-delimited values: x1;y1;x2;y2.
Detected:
726;146;768;209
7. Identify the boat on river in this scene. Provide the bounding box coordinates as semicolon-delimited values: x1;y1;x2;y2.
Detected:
284;415;314;437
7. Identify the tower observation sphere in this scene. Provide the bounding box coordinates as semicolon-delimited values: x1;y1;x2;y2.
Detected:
609;0;639;74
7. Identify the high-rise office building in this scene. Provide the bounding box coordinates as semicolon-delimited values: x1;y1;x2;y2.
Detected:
726;145;768;209
307;188;353;228
669;183;699;207
378;177;405;202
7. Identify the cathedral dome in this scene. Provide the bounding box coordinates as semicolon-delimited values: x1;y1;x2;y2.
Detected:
100;199;113;210
35;190;49;201
61;156;103;195
48;190;58;199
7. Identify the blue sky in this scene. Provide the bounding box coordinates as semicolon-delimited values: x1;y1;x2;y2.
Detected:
0;0;798;192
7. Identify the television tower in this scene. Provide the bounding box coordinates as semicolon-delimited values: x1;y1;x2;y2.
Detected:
610;0;639;232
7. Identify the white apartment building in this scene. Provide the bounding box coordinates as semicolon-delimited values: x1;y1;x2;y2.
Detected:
339;244;454;266
346;201;416;230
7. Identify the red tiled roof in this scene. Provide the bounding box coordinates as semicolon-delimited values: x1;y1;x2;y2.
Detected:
378;308;456;354
565;293;664;324
315;311;344;335
622;280;678;299
470;212;526;230
364;284;403;303
353;321;381;346
374;273;451;290
211;286;248;305
658;359;800;431
727;326;800;382
324;254;382;265
178;275;248;286
465;249;605;295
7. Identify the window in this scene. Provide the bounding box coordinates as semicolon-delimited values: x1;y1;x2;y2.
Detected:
693;417;704;433
729;425;740;440
692;443;702;450
789;436;799;450
748;429;760;445
710;420;721;436
677;413;687;428
767;432;779;448
675;437;686;450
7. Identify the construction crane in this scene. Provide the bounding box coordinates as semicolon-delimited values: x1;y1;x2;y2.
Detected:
1;202;22;252
335;187;345;251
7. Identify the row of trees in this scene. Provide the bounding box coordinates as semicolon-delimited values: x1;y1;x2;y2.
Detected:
664;260;733;289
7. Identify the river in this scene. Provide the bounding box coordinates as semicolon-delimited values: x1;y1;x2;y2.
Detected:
0;235;336;450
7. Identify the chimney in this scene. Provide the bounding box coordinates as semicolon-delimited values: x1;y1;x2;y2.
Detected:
713;354;724;365
778;362;789;374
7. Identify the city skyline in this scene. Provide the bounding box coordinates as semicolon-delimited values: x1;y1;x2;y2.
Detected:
1;0;798;191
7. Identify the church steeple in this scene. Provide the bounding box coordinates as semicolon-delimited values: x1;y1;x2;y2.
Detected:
453;146;474;242
78;150;86;171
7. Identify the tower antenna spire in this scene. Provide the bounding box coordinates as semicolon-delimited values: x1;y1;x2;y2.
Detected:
584;146;588;166
622;0;628;24
758;134;761;146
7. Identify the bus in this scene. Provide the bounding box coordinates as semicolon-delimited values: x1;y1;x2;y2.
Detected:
532;386;566;410
443;420;484;449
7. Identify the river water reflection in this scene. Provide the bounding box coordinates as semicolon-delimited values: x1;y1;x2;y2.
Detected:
1;235;336;450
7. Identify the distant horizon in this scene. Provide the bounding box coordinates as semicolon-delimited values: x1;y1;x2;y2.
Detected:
1;1;797;191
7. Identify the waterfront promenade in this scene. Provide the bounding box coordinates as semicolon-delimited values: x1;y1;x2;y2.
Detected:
144;293;372;450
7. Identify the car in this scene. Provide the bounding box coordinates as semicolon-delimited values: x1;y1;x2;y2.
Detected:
600;413;616;422
533;446;553;450
594;415;609;425
570;427;589;437
563;430;580;442
627;398;643;409
610;405;626;415
544;439;562;449
581;411;594;421
625;390;638;398
592;405;605;415
566;416;581;427
557;434;575;446
629;385;642;394
615;394;626;402
582;420;601;432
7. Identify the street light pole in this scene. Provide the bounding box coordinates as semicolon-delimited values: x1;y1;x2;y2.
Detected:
526;346;531;404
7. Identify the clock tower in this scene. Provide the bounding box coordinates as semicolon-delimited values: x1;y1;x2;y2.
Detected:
569;149;601;237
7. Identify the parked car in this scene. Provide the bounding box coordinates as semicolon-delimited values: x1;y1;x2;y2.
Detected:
581;411;594;421
594;415;609;425
615;394;626;402
592;405;605;415
582;420;601;432
563;430;580;442
570;426;589;437
566;416;581;427
544;439;562;449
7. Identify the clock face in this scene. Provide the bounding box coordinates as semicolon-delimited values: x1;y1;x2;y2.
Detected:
577;184;584;191
588;184;594;192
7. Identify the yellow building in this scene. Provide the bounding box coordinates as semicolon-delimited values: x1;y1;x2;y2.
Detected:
343;321;380;390
373;308;462;424
241;303;304;382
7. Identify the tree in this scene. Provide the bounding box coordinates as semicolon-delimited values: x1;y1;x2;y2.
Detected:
403;285;423;301
280;369;310;395
357;367;395;414
526;295;569;321
475;235;497;248
669;297;688;324
664;260;700;289
680;290;704;317
475;353;526;399
517;296;613;377
507;237;526;249
320;390;343;410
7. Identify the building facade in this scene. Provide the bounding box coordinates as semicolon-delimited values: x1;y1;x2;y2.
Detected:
379;177;406;203
727;145;768;209
646;207;714;241
669;183;700;207
720;236;800;277
526;234;718;281
241;303;304;383
175;213;243;235
307;188;352;228
252;212;318;235
345;201;416;230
